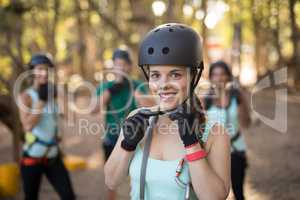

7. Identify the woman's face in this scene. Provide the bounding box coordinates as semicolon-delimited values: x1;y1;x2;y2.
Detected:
33;64;49;85
113;58;131;81
148;65;190;111
210;66;230;89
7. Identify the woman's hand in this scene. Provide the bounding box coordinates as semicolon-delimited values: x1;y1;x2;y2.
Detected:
121;109;151;151
107;80;129;96
169;102;203;148
229;86;251;128
104;108;153;189
38;83;57;102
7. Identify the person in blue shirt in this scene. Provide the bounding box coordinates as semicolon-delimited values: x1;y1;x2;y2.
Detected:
18;54;75;200
104;23;231;200
204;61;251;200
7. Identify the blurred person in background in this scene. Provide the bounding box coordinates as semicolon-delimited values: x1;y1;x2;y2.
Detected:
203;61;251;200
93;48;152;200
18;54;75;200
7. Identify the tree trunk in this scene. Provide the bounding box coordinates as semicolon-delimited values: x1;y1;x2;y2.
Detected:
0;0;26;162
201;0;209;64
128;0;154;60
166;0;176;21
75;0;87;79
274;0;284;69
0;95;24;161
10;103;23;162
289;0;300;87
251;0;268;78
232;23;242;78
48;0;60;58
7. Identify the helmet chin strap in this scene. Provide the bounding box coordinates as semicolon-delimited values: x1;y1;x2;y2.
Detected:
157;97;189;116
192;62;204;92
141;65;149;81
184;62;204;112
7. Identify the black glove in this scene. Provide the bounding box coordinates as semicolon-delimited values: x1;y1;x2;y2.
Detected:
226;81;242;105
169;101;203;148
38;83;57;102
108;80;129;96
121;109;152;151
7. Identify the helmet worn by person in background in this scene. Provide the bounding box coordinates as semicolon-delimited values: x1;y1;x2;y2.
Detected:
28;53;54;69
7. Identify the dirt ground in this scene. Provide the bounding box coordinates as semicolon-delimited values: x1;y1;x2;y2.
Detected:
0;88;299;200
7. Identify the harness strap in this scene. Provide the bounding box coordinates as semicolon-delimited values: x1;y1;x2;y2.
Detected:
24;90;60;158
24;132;58;158
21;157;48;166
230;131;241;152
231;131;240;143
35;137;57;146
140;115;158;200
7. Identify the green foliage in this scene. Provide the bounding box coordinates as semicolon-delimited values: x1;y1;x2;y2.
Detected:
0;0;299;84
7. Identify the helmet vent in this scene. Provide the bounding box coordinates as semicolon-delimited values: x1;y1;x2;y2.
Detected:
166;24;171;26
148;47;154;55
169;28;174;32
154;29;160;32
162;47;169;54
179;25;185;29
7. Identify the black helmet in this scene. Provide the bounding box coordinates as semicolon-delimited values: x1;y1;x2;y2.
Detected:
28;53;54;69
112;48;132;64
138;23;204;91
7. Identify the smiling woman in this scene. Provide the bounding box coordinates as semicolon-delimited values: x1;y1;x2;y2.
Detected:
104;23;231;200
148;66;190;111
